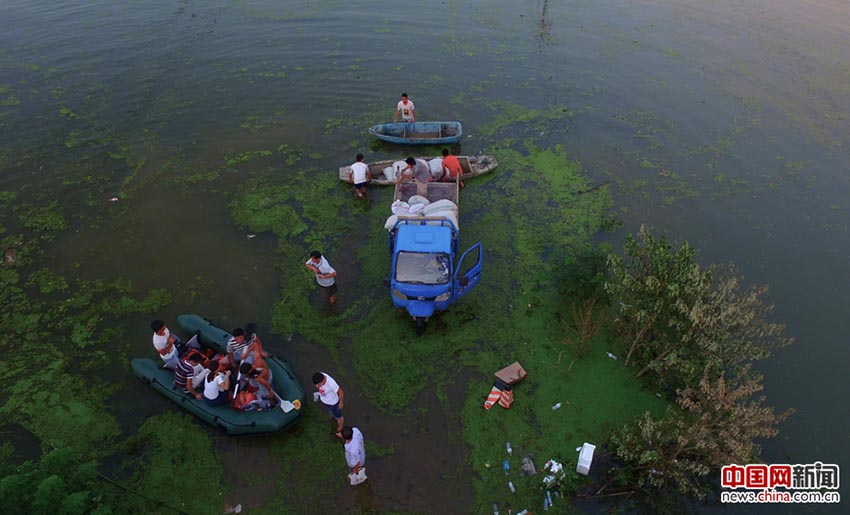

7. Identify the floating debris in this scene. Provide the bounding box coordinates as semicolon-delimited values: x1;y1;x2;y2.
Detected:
521;454;538;476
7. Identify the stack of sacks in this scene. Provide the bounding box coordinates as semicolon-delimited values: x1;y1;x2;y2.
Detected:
407;195;430;206
428;158;443;180
385;198;428;230
384;198;458;231
421;199;459;229
384;200;407;230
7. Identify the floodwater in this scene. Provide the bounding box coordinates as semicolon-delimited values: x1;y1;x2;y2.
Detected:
1;0;848;513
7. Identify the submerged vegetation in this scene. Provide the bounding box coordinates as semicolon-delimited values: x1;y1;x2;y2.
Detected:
0;194;225;513
605;226;793;502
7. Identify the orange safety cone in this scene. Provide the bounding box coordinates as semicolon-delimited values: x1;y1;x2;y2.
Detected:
498;389;514;409
483;385;503;410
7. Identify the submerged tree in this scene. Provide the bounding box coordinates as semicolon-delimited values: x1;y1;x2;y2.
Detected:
611;366;793;499
605;225;708;371
605;225;791;389
605;225;793;502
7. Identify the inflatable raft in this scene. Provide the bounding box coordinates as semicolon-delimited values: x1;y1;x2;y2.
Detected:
131;314;304;435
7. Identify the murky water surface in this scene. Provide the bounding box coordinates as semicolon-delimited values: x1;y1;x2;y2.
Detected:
2;0;848;512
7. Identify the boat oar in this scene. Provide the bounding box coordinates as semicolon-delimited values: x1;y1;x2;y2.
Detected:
232;359;244;400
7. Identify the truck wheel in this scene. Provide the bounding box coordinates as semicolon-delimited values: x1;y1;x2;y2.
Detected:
415;317;426;336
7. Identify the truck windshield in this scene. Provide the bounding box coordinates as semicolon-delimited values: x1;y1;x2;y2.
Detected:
395;252;450;285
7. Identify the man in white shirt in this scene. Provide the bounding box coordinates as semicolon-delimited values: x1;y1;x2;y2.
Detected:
313;371;345;434
394;93;415;123
342;426;366;481
150;320;181;370
305;250;337;304
349;153;372;198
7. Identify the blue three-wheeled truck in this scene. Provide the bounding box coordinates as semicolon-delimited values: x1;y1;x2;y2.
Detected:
386;177;482;334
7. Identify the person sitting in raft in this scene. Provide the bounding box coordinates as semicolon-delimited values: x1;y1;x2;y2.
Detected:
240;363;277;409
239;362;275;406
174;352;208;400
225;327;249;371
242;323;270;365
203;360;231;406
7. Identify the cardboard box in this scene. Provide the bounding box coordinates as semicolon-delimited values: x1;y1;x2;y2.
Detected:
494;362;527;386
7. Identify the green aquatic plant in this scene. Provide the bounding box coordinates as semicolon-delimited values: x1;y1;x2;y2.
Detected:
0;205;173;455
224;149;274;166
20;201;66;236
229;167;358;351
277;144;304;166
251;418;347;515
1;94;20;106
123;412;225;514
0;446;109;515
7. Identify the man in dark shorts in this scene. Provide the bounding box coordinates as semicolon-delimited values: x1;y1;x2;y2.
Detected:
349;153;372;198
305;250;337;304
313;371;345;435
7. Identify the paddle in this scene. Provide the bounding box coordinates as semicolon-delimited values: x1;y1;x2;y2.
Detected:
272;389;297;413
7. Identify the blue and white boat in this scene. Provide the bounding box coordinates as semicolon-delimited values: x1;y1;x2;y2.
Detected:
368;121;463;145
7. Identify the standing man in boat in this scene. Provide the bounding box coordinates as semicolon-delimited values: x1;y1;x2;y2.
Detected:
349;153;372;198
439;149;464;187
150;320;182;370
394;93;415;123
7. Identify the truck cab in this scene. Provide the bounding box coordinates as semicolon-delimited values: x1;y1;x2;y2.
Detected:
387;179;483;334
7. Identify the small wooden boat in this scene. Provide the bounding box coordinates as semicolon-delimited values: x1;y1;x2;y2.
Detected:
368;121;463;145
338;155;498;186
131;314;304;436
